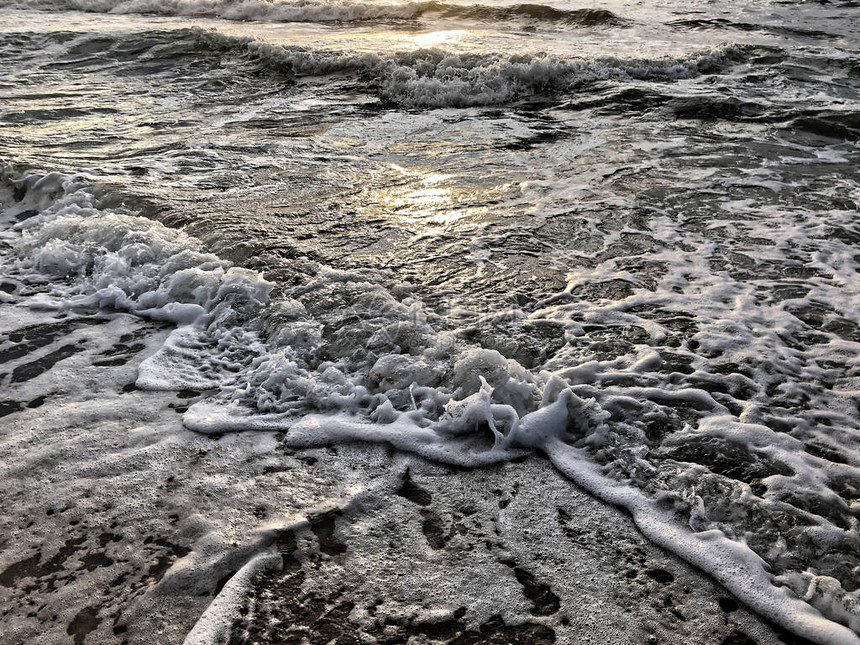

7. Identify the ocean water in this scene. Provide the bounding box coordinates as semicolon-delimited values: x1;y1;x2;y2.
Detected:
1;0;859;643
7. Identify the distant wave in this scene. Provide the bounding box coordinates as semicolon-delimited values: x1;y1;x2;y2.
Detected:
670;17;839;40
0;0;629;27
433;4;627;27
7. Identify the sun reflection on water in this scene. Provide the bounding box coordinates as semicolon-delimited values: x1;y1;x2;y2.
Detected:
378;163;487;232
402;30;468;50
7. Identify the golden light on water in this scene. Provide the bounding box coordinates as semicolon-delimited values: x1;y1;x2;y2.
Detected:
376;163;526;234
342;29;471;53
402;29;468;50
379;163;484;232
304;27;476;56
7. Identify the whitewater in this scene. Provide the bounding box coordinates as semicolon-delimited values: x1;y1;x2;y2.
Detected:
1;1;859;644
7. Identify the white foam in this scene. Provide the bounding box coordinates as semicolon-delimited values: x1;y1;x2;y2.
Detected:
183;549;282;645
544;437;860;645
10;179;271;322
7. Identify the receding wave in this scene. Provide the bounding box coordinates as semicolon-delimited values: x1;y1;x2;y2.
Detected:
0;0;629;27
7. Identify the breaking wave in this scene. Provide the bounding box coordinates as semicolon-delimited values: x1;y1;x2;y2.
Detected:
193;29;746;107
0;26;747;108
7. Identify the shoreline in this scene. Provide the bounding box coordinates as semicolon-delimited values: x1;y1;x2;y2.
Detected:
0;301;805;645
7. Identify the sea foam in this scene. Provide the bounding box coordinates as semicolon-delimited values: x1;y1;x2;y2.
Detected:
3;169;859;645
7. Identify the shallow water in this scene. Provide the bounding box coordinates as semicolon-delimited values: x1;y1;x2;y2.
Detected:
1;0;860;643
